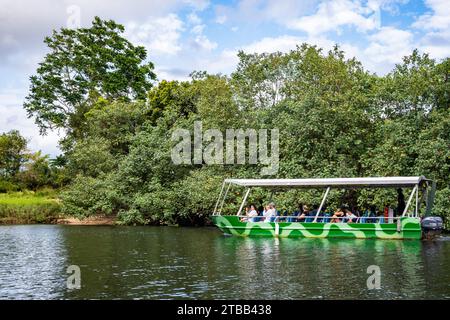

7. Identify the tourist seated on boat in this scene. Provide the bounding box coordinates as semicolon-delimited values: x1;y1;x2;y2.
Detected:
359;206;376;223
240;205;257;222
359;209;367;223
305;205;318;222
331;207;346;223
287;210;299;222
290;204;303;222
254;206;264;222
297;204;309;222
287;204;303;222
270;203;278;222
276;208;282;221
240;206;250;222
296;211;306;222
263;203;277;222
297;203;304;216
253;205;264;222
344;209;357;223
376;214;385;223
322;210;332;223
247;204;259;222
262;205;269;220
258;205;265;216
352;208;362;222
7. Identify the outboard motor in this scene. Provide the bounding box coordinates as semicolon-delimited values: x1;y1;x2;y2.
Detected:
421;216;443;240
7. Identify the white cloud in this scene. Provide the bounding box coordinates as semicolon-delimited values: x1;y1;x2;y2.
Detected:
201;49;239;75
0;89;62;157
418;30;450;60
125;14;184;56
363;26;413;72
184;10;217;52
201;34;359;75
191;24;205;35
214;0;318;25
0;0;182;56
182;0;210;11
413;0;450;31
286;0;380;35
223;32;410;76
238;34;355;57
215;14;227;24
412;0;450;60
187;12;202;25
239;35;305;54
1;0;447;158
155;67;191;81
1;34;18;47
192;34;218;51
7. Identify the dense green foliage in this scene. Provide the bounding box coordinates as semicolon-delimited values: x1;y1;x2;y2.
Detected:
0;130;28;179
24;17;156;143
13;18;450;227
0;131;67;192
59;45;448;227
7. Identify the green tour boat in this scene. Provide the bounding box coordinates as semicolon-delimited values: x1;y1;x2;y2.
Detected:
210;176;443;240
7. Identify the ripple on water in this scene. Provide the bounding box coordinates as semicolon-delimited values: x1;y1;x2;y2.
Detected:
1;225;450;299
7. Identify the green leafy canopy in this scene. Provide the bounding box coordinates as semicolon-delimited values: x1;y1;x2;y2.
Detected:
24;17;156;134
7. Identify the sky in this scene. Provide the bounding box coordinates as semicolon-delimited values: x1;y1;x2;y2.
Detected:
0;0;449;157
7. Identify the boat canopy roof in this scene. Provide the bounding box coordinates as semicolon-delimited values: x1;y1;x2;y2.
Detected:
224;176;428;189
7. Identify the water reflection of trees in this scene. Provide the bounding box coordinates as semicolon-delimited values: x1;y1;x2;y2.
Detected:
420;240;450;298
61;226;238;299
214;235;450;299
57;226;450;299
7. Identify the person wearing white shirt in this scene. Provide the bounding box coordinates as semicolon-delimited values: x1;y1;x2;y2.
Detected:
264;203;276;222
345;210;357;223
247;204;258;222
241;204;259;222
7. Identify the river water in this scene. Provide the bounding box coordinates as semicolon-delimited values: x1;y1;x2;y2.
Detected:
0;225;449;299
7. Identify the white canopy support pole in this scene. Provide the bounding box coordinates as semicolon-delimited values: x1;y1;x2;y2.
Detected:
415;185;419;217
237;188;251;216
213;181;226;215
218;182;231;215
313;187;330;222
402;185;418;217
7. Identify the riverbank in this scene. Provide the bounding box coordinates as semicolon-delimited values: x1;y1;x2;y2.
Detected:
0;190;179;226
56;214;116;225
0;191;62;224
0;191;120;225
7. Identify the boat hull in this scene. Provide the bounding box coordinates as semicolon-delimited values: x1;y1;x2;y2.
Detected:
210;216;422;240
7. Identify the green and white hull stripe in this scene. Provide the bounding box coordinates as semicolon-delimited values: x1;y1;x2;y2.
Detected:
210;216;422;240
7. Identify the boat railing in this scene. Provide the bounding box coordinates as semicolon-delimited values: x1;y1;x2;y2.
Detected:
234;215;410;223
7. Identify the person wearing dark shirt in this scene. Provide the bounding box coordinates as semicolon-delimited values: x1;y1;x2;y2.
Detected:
397;188;405;215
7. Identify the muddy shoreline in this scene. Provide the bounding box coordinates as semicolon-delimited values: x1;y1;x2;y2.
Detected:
56;215;117;225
